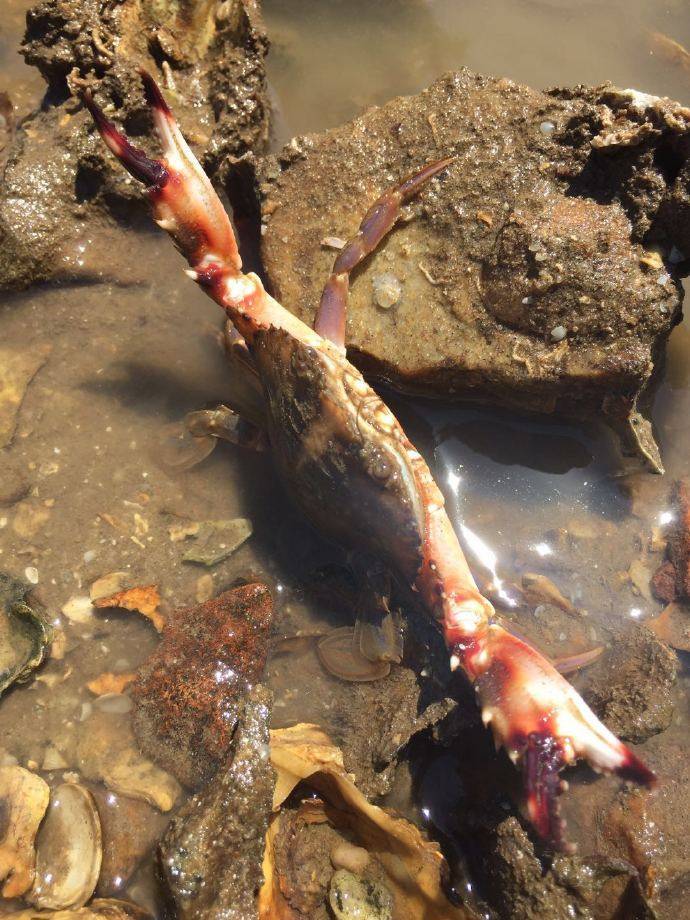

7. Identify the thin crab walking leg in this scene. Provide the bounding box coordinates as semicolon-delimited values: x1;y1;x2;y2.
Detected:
314;157;455;348
85;73;657;853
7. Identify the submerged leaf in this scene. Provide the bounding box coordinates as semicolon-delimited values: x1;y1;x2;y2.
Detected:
0;573;52;697
92;585;165;633
260;725;467;920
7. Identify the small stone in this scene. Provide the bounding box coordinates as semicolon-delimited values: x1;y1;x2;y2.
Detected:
41;745;68;771
540;120;555;134
550;325;567;342
195;573;214;603
24;567;39;585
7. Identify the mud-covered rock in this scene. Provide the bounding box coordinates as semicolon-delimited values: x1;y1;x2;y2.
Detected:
482;816;652;920
159;684;273;920
0;0;268;289
260;71;690;469
580;624;678;743
132;583;273;788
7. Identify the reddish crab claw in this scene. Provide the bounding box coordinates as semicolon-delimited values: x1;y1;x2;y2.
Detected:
85;72;657;853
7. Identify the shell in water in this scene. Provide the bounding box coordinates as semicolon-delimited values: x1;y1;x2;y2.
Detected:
317;627;391;682
29;783;102;910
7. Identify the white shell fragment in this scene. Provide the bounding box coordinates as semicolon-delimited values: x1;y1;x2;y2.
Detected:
61;595;94;624
550;325;567;342
29;783;102;910
372;273;402;310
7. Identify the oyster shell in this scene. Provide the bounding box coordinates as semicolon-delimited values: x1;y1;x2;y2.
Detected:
259;725;465;919
0;765;50;897
0;573;52;696
29;783;102;910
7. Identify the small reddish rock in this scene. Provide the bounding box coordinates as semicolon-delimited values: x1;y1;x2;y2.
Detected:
132;584;273;789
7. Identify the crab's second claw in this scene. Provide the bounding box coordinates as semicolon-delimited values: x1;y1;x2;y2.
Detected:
462;624;657;851
83;73;241;278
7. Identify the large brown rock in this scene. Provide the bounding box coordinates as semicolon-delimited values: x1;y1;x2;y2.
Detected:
132;583;273;788
259;70;690;470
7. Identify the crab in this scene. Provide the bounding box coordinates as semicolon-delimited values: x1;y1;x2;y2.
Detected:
83;71;656;852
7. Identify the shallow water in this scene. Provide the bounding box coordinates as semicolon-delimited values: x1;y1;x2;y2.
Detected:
1;0;689;916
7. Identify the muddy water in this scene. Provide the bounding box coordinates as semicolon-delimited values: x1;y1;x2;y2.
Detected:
1;0;690;917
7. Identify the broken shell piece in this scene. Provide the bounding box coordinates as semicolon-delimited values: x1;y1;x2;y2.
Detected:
181;518;253;566
76;713;181;812
0;765;50;897
157;420;217;472
317;627;391;682
521;572;578;615
61;595;94;624
87;672;137;696
10;899;153;919
0;573;52;697
42;745;69;771
89;573;128;602
372;273;402;310
354;610;403;664
92;586;165;633
329;869;393;920
260;725;464;919
29;784;102;910
646;603;690;652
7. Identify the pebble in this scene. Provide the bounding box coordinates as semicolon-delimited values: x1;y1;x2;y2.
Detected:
550;325;567;342
94;693;133;715
330;842;371;874
540;120;555;134
25;566;39;585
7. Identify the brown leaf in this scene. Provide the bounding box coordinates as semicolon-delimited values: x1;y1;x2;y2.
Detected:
93;586;165;633
87;672;137;695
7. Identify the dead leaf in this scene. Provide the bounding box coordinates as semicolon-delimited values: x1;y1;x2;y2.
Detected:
259;725;466;920
87;672;137;695
93;586;165;633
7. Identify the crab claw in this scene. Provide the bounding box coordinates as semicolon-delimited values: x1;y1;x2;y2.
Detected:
462;624;657;851
83;70;241;278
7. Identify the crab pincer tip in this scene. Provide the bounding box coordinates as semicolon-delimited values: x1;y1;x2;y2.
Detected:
82;88;168;190
616;749;658;788
522;732;574;853
137;67;173;118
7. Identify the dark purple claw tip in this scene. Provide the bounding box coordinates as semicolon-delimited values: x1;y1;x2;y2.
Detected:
522;731;573;853
616;751;658;788
137;68;173;117
82;90;168;189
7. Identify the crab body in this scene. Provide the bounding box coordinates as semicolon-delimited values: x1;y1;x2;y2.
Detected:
84;72;656;853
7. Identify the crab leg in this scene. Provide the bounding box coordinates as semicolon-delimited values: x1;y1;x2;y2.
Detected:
85;74;656;853
314;156;455;348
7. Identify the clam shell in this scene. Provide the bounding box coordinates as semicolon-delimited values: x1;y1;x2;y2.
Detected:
29;783;102;910
317;627;391;682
